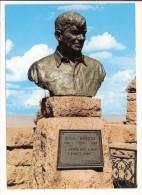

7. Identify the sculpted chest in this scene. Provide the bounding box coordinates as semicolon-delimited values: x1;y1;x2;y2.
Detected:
37;59;102;96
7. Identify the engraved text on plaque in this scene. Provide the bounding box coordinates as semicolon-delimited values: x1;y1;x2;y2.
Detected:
57;130;104;169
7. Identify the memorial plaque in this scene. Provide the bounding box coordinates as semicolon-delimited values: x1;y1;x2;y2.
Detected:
57;130;104;169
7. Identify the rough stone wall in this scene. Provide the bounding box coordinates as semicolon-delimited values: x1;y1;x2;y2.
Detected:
126;77;136;125
7;122;137;189
105;123;136;144
7;126;34;189
28;117;113;189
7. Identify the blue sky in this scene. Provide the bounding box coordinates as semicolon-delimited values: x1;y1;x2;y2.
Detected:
6;3;136;115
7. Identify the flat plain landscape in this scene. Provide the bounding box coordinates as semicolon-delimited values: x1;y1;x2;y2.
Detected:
6;114;126;127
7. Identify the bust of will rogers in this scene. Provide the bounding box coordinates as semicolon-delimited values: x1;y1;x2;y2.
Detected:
28;12;106;97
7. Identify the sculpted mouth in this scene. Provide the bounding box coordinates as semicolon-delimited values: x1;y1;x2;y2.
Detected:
74;44;83;47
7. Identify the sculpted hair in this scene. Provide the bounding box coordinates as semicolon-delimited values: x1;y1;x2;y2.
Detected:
55;12;86;32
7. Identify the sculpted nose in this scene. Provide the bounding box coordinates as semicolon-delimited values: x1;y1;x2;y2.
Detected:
78;34;85;40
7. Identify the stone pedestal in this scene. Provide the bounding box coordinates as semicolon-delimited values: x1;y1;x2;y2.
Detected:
28;97;113;189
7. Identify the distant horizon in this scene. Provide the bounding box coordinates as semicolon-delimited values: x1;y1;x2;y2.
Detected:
6;113;126;116
6;114;126;127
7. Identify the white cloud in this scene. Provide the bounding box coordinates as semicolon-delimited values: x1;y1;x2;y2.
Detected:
111;69;135;83
6;83;20;89
57;4;104;11
83;32;126;52
6;39;14;54
96;69;135;115
87;26;96;33
96;88;127;115
89;51;112;60
6;89;25;98
7;87;49;108
6;44;54;82
45;11;55;21
106;56;136;69
23;89;49;107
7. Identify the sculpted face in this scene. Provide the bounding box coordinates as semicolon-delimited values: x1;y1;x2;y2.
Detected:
60;23;87;53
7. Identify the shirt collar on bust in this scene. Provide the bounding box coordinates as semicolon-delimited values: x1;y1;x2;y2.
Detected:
54;49;87;68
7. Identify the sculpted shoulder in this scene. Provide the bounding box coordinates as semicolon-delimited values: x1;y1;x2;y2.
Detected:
28;53;55;85
84;55;106;81
84;55;102;67
33;53;55;68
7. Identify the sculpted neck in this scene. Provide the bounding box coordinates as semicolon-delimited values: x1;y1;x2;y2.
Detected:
57;45;82;62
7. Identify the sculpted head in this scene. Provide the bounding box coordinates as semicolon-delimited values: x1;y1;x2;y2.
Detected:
55;12;87;54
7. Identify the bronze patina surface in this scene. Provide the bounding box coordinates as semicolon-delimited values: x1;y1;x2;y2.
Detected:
28;12;106;97
57;130;104;169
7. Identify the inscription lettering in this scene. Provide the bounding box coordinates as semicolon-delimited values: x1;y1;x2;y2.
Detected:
57;130;104;169
66;147;98;152
66;137;76;140
80;137;96;141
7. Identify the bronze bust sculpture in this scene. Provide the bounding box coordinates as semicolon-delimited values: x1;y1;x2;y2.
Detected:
28;12;106;97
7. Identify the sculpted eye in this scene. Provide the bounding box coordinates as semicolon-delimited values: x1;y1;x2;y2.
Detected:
71;30;79;35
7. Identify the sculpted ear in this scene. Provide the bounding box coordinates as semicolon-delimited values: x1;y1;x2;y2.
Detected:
55;30;62;42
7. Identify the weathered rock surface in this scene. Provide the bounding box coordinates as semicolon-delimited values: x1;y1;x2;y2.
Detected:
28;117;113;189
109;142;137;150
105;123;136;143
7;165;30;187
7;126;34;189
126;77;136;93
127;101;136;112
105;123;124;144
126;112;136;125
123;125;136;143
38;96;101;119
7;165;16;185
7;183;28;189
126;77;136;125
7;126;34;147
7;149;32;166
127;93;136;101
109;142;137;159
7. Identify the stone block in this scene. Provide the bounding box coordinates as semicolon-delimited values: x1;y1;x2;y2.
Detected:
105;124;136;143
28;117;113;189
40;96;101;118
126;77;136;93
127;101;136;112
16;166;30;185
7;149;32;166
7;127;34;147
109;142;137;159
127;93;136;101
7;183;28;189
7;165;16;185
7;165;30;186
109;142;137;150
126;112;136;125
110;148;136;158
123;125;136;143
105;124;124;144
